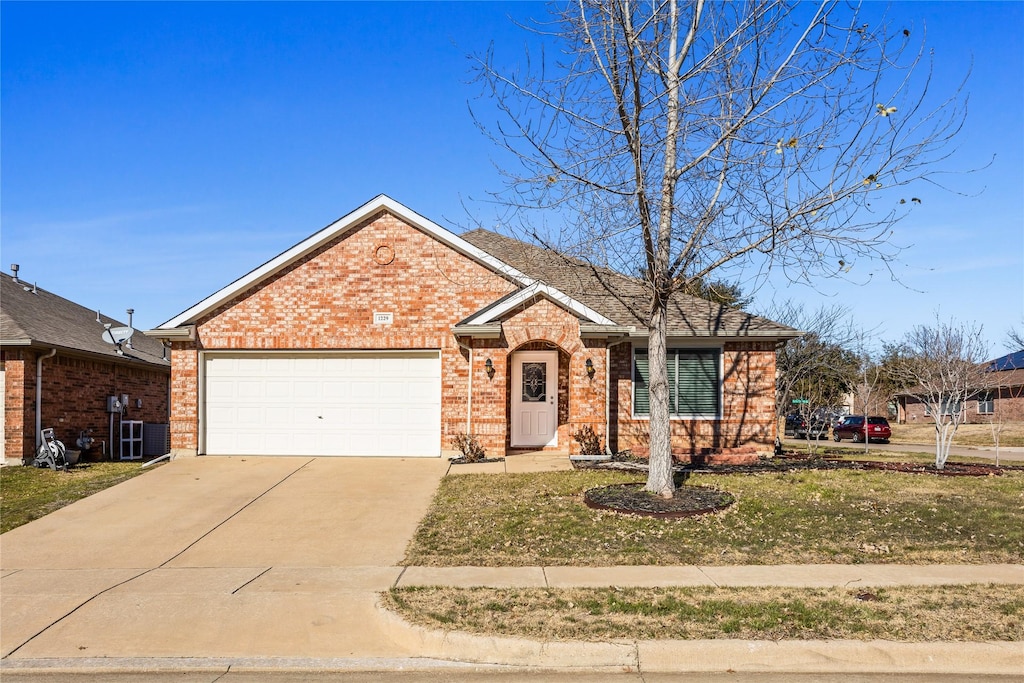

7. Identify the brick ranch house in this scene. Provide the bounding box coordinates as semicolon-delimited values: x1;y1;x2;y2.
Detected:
1;270;170;465
898;350;1024;425
145;195;798;460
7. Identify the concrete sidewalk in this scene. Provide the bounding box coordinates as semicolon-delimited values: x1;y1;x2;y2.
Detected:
397;563;1024;588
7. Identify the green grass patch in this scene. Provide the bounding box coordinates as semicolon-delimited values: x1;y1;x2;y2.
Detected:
404;469;1024;566
1;462;154;533
384;584;1024;641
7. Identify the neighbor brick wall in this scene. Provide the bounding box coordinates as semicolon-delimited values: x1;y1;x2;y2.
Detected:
901;388;1024;425
2;351;30;462
611;340;777;458
2;348;169;462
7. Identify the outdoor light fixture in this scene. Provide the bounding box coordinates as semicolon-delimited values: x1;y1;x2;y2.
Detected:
585;358;595;378
485;358;495;379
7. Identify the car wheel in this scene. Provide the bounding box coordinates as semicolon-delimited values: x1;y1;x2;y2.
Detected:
853;432;863;443
833;433;841;442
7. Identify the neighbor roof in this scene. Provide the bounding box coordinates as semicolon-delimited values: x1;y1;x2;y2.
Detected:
460;229;799;339
989;351;1024;372
0;273;169;368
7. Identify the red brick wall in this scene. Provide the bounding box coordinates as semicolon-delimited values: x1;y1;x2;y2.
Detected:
2;351;30;462
171;211;517;455
611;340;777;458
3;348;169;462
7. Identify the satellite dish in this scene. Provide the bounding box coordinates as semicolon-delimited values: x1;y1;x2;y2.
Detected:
102;326;134;345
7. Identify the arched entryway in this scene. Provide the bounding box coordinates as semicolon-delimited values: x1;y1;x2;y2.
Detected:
507;341;572;449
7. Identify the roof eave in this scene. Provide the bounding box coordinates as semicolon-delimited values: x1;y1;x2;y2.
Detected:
578;324;635;339
143;326;196;341
451;324;503;339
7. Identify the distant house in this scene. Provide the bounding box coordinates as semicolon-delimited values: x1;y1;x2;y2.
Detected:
1;269;171;464
146;195;798;461
897;351;1024;425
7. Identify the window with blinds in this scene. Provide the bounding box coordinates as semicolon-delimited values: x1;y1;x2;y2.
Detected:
632;347;720;418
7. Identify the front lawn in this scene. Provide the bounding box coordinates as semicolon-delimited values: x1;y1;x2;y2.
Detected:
404;469;1024;566
891;422;1024;448
0;462;154;533
385;584;1024;641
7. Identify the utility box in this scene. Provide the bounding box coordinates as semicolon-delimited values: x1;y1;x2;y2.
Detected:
143;424;170;457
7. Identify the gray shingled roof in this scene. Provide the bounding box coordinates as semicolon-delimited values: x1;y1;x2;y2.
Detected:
460;229;797;338
0;273;170;368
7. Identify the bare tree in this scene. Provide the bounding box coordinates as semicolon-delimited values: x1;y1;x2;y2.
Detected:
769;301;856;454
847;327;889;454
1006;325;1024;353
890;315;990;469
475;1;964;496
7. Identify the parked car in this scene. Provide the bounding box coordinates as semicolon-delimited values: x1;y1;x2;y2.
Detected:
784;412;828;440
833;415;891;443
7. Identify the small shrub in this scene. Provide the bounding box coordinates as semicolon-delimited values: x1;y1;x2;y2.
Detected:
451;433;487;462
572;425;604;455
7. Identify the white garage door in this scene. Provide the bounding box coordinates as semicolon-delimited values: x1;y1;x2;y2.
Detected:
203;352;441;457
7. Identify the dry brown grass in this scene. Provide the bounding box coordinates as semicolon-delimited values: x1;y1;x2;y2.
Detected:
385;584;1024;641
890;422;1024;447
405;469;1024;567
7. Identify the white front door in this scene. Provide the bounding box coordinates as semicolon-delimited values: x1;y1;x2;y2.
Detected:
511;351;558;448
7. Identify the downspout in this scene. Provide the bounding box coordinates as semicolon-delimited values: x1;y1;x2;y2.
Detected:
35;348;57;451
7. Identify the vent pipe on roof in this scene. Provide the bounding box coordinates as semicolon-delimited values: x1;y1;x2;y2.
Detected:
126;309;135;348
11;264;19;283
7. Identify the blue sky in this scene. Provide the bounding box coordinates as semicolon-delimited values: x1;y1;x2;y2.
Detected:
2;1;1021;356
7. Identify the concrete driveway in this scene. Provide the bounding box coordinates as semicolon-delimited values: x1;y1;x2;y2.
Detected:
1;456;448;661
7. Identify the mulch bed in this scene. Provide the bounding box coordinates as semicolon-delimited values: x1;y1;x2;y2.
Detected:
578;453;1014;517
449;457;506;465
576;452;1016;477
584;482;735;518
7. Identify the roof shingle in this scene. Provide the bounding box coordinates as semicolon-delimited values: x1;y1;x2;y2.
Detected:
0;273;170;368
460;229;797;339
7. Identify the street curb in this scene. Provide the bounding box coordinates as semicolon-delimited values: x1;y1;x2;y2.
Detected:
375;597;639;670
375;599;1024;675
0;656;519;674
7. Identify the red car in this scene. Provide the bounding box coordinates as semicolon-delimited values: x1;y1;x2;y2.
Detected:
833;416;891;443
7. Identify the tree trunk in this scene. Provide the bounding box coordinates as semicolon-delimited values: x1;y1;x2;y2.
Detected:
645;302;674;497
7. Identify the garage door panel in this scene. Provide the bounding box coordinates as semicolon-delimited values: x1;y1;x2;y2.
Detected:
204;352;440;457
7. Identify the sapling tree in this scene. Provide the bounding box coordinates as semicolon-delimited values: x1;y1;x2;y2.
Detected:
475;0;965;496
890;315;990;469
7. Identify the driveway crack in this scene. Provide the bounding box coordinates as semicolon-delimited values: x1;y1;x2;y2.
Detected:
2;567;155;659
158;458;315;568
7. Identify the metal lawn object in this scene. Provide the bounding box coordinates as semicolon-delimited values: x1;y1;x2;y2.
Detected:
34;428;68;471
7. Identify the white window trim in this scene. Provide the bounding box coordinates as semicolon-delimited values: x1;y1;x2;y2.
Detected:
630;342;723;420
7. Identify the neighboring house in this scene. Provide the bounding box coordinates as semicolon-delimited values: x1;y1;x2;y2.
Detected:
897;351;1024;424
145;195;798;460
1;270;171;464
